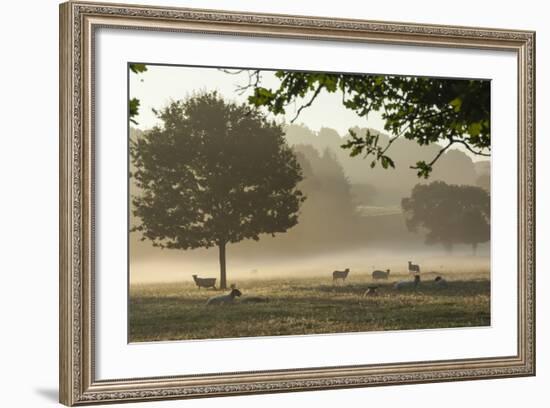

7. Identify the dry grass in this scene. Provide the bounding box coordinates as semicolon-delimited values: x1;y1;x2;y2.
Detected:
129;270;490;342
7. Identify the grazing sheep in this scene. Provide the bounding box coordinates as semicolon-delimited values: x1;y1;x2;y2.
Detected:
332;268;350;283
434;276;448;288
363;285;379;296
408;261;421;274
372;269;390;280
206;288;242;305
192;274;216;289
394;274;421;290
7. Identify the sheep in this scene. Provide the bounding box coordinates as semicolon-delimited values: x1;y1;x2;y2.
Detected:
332;268;350;283
206;288;242;305
363;285;379;297
434;276;448;288
394;274;421;290
192;274;217;290
408;261;421;274
372;269;390;280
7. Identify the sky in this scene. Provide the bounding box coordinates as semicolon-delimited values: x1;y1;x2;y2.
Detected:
129;64;386;135
129;64;487;163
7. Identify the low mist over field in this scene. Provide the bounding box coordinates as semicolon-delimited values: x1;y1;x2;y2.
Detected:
130;246;489;284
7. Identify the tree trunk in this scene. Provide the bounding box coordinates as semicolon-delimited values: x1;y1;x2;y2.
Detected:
218;241;227;290
472;242;478;256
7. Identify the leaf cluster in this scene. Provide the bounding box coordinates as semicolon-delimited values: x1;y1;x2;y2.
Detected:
247;72;490;177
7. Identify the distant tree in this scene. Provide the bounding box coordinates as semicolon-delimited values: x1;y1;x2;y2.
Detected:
285;124;484;206
131;92;305;288
235;70;490;177
460;208;491;255
283;124;317;147
401;181;490;253
431;149;477;186
290;145;359;246
317;148;357;227
317;127;343;152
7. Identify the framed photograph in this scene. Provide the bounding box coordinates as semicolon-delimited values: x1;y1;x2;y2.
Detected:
59;1;536;405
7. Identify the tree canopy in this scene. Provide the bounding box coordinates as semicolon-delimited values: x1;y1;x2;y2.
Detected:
401;181;490;253
242;70;490;178
129;63;148;125
131;92;305;288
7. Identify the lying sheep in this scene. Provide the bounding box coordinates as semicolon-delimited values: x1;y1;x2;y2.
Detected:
363;285;379;297
372;269;390;280
206;288;242;305
394;274;421;290
434;276;448;288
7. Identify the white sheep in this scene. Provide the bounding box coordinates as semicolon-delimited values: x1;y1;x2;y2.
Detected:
206;288;242;305
372;269;390;280
192;274;217;289
434;276;448;288
408;261;421;274
394;275;421;290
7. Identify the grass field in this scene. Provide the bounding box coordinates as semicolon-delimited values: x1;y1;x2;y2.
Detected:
129;270;490;342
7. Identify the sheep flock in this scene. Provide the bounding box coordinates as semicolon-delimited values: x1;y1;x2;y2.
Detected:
195;260;450;307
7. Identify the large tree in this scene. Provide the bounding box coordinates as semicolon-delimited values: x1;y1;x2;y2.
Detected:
238;70;490;178
131;92;305;288
401;181;490;253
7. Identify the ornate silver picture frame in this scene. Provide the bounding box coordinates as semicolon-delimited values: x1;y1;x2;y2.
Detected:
59;1;535;405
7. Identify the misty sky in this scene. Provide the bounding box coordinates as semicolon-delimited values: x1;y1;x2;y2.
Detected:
129;64;484;162
130;64;385;134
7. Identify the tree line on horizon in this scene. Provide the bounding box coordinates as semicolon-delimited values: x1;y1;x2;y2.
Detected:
283;124;490;206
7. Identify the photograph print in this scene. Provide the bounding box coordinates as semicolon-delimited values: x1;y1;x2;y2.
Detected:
128;64;491;342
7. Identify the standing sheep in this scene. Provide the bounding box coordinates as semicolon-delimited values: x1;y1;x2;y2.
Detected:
332;268;350;283
192;274;217;289
408;261;421;274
